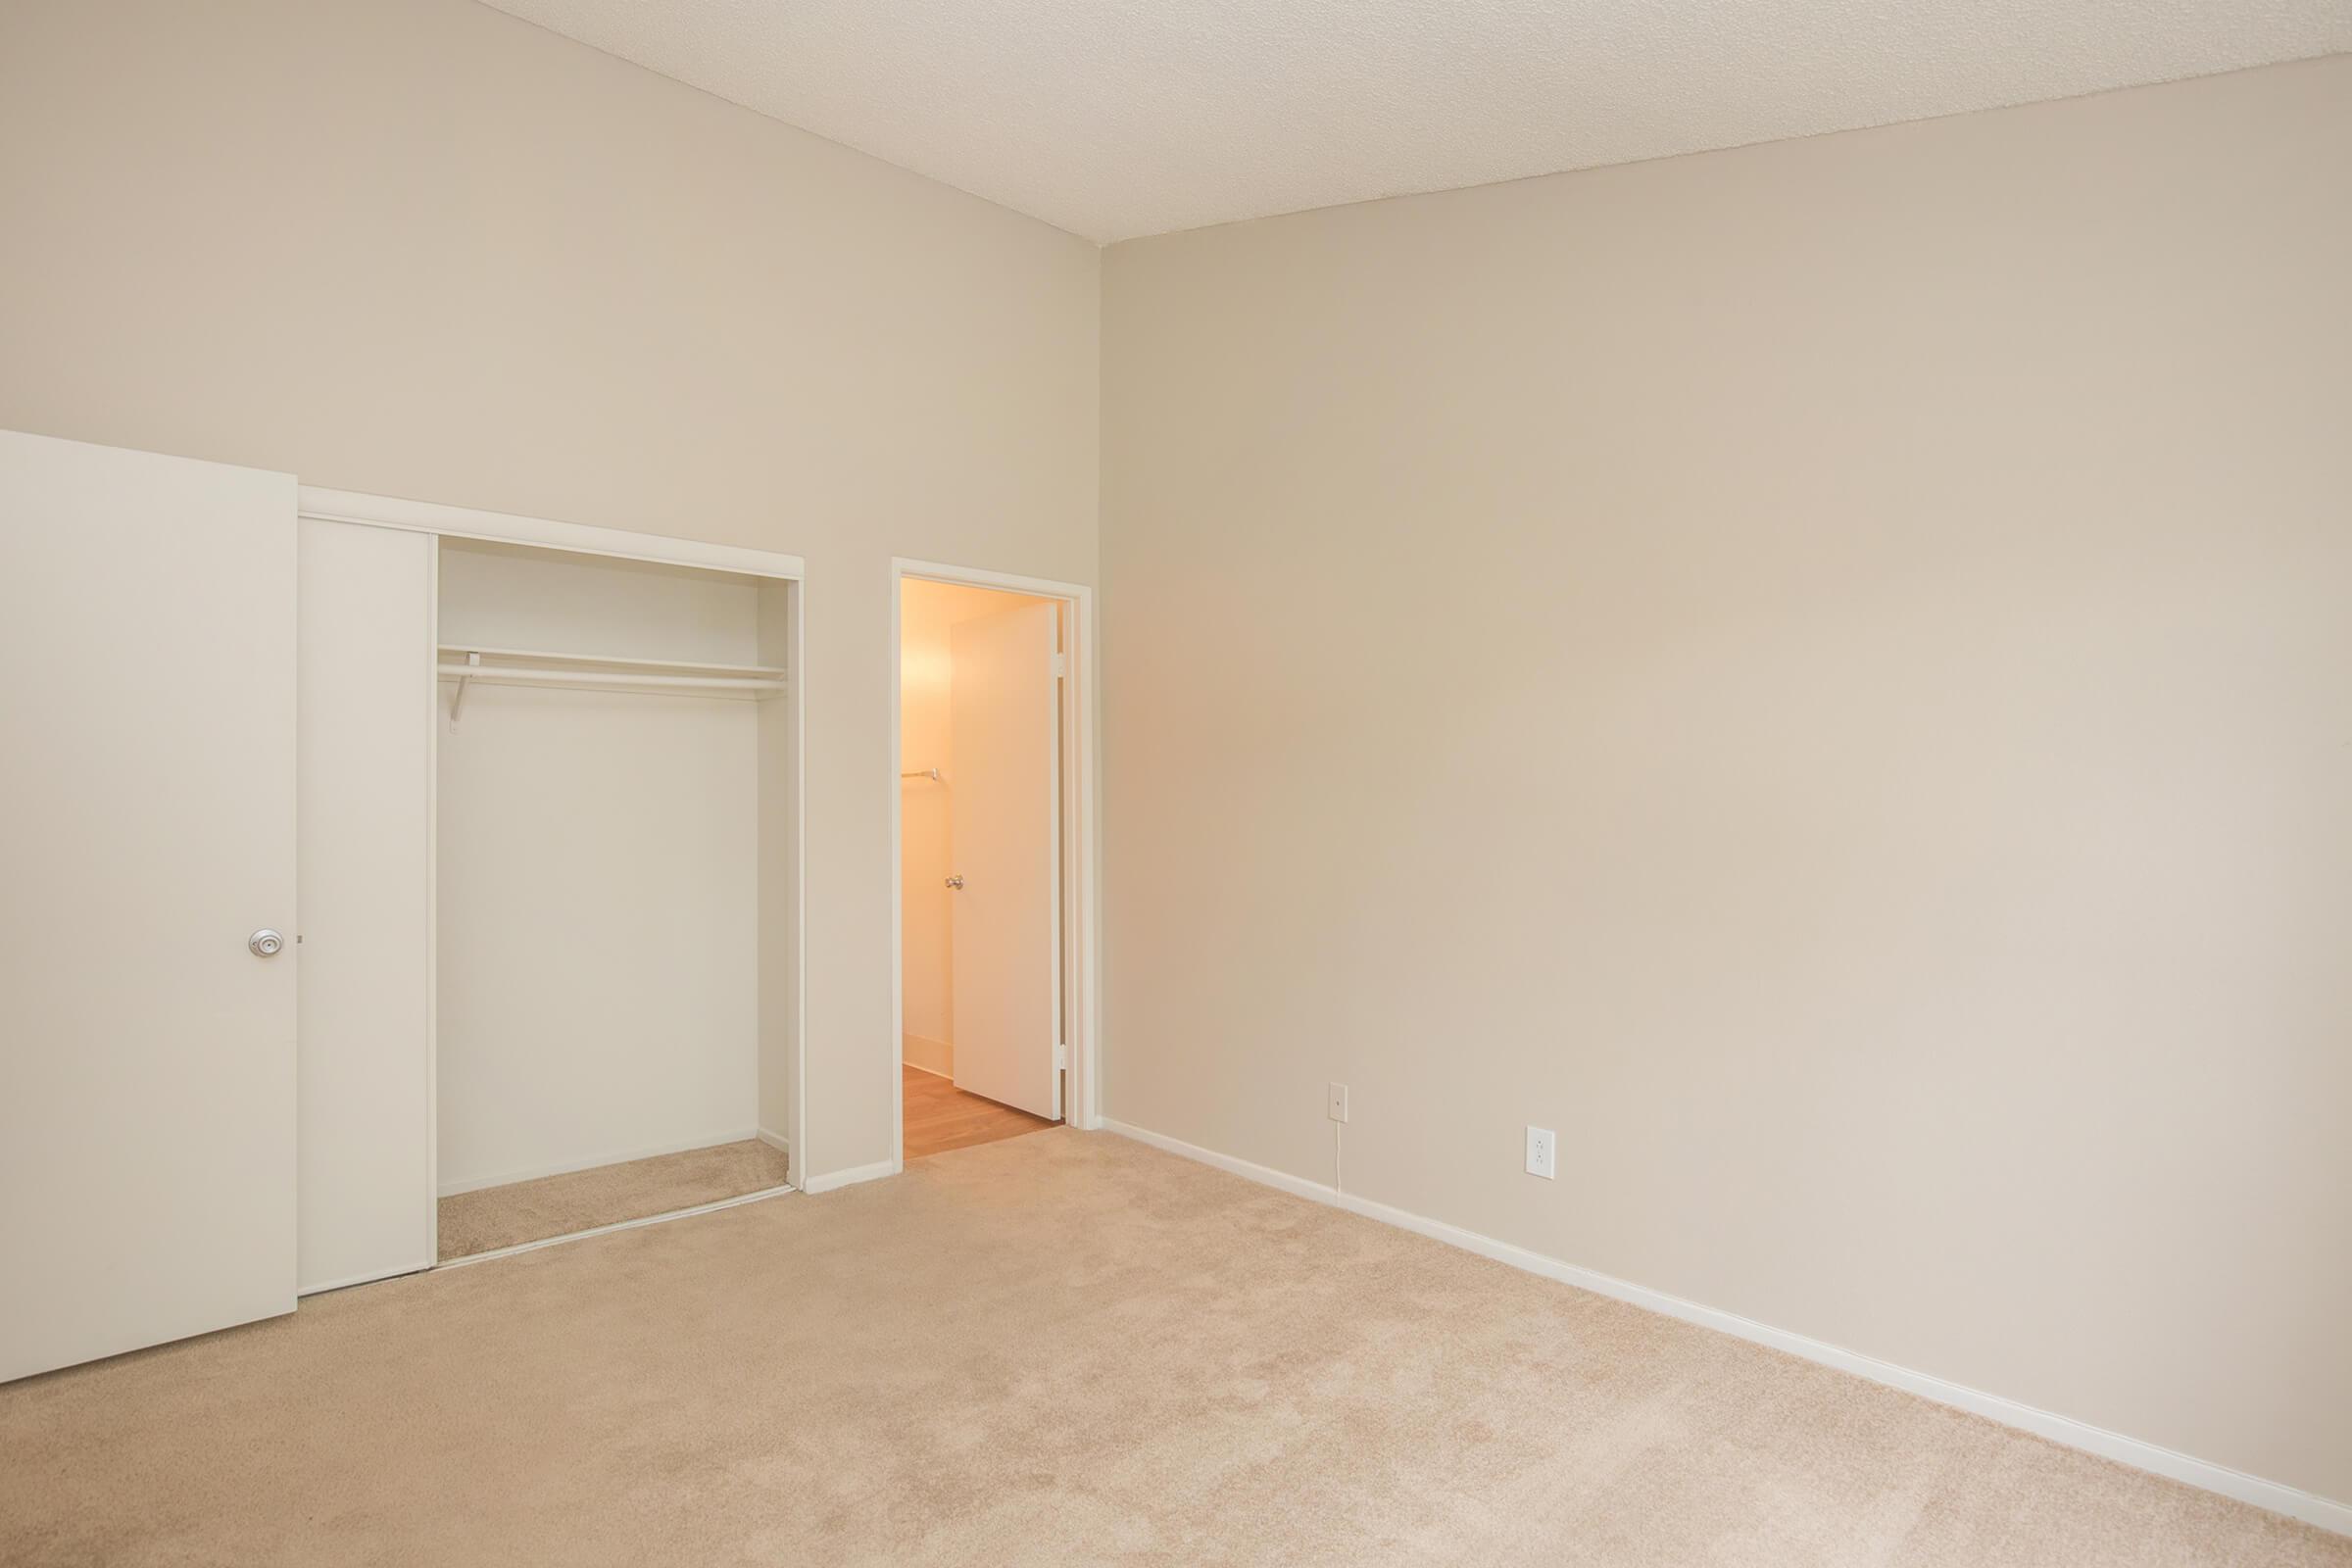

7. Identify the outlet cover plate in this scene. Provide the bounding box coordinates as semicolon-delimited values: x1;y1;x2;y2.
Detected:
1327;1083;1349;1123
1525;1125;1556;1180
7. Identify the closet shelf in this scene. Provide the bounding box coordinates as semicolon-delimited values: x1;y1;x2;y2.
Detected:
437;644;788;714
437;643;788;679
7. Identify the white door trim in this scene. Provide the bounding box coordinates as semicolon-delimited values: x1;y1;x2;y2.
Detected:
890;558;1102;1175
295;486;809;1227
297;486;806;581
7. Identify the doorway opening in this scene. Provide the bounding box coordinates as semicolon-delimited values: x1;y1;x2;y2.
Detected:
893;564;1097;1163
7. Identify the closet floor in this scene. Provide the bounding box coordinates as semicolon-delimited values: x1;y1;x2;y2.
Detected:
904;1063;1057;1159
438;1139;791;1261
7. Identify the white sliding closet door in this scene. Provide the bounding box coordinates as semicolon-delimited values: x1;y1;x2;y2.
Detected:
297;519;435;1294
0;428;298;1382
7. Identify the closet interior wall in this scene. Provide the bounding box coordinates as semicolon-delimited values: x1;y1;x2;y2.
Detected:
754;578;799;1152
435;540;788;1197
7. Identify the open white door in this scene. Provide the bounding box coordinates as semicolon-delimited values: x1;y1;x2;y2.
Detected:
949;601;1061;1120
0;429;298;1382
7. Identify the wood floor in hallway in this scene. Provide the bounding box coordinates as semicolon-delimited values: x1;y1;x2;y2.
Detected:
903;1062;1055;1158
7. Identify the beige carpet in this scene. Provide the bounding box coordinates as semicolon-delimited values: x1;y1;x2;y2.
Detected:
437;1138;792;1260
1;1131;2341;1568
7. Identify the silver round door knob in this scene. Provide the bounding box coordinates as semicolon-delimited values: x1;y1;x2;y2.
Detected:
248;929;285;957
945;875;965;890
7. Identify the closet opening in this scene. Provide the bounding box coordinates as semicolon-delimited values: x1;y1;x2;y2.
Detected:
431;538;800;1260
893;567;1093;1162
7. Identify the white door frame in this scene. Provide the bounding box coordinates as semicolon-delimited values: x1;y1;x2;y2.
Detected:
294;486;809;1247
890;558;1102;1170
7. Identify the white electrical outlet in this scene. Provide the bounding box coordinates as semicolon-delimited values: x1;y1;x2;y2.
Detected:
1327;1083;1349;1123
1525;1125;1556;1180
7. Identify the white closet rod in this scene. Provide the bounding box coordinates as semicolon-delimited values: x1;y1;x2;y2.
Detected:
436;663;785;693
435;642;787;678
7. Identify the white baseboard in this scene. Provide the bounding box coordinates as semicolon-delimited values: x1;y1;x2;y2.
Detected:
800;1157;899;1196
755;1127;790;1154
1098;1118;2351;1540
902;1034;953;1078
438;1127;761;1197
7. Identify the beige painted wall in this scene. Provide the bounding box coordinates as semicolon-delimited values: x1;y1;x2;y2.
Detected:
0;0;1099;1183
899;578;1055;1075
1102;56;2352;1504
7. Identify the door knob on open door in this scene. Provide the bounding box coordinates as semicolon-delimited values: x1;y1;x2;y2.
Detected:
945;875;964;890
248;929;285;957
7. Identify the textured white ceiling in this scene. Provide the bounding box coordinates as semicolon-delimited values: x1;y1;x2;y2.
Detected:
477;0;2350;242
